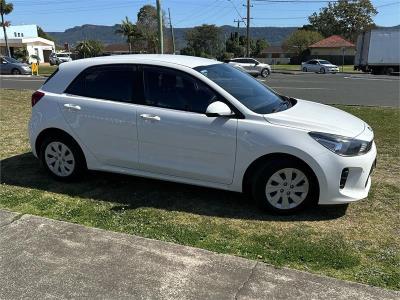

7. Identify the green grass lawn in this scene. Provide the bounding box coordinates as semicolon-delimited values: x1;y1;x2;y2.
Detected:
37;65;58;77
0;89;399;290
272;64;362;73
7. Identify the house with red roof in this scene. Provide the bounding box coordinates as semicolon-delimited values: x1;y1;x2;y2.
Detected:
308;35;355;64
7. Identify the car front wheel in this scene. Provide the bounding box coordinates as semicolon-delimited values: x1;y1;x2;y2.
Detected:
12;68;21;75
261;68;270;78
40;135;86;181
252;159;318;214
320;67;326;74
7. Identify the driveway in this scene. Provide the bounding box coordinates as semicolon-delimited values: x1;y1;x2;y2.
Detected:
1;210;399;299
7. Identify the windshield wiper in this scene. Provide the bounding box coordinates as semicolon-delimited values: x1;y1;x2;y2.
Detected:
272;96;292;113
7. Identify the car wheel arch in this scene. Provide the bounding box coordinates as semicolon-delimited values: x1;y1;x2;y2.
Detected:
35;127;87;168
242;152;320;198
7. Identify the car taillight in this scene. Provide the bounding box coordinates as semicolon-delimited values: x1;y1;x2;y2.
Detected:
31;91;45;107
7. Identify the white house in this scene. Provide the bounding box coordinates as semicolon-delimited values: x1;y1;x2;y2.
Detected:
0;24;55;63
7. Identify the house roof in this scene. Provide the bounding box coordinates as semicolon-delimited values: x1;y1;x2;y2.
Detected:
309;35;355;48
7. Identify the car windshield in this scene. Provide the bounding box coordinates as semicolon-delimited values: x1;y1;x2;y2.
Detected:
4;57;20;63
194;63;286;114
318;60;331;65
57;54;69;57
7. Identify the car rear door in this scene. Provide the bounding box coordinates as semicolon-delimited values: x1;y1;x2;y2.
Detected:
136;65;238;184
59;64;140;169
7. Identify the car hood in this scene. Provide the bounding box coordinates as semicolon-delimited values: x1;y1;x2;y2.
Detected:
264;99;365;138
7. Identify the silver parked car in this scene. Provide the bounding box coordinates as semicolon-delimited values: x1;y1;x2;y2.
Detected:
228;58;271;78
49;52;72;65
0;56;31;75
301;59;339;74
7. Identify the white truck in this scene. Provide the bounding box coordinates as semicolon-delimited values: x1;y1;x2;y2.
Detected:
354;27;400;75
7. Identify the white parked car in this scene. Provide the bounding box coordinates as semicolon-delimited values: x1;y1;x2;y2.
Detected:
49;52;73;65
228;58;271;78
29;55;376;214
301;59;339;74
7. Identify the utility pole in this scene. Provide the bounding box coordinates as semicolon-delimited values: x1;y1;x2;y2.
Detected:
233;19;244;43
156;0;164;54
168;8;176;54
243;0;252;57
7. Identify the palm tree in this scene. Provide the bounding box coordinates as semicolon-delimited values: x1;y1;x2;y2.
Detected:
75;40;103;58
115;17;140;53
75;40;93;59
0;0;13;57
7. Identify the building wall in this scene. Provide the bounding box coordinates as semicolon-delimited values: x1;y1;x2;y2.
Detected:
0;25;38;40
310;47;356;56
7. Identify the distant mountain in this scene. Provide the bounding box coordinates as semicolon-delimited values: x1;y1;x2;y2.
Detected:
49;24;297;49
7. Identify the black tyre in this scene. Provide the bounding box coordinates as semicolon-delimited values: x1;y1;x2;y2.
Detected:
251;159;318;214
39;135;86;181
302;67;307;72
320;67;326;74
261;68;270;78
11;68;21;75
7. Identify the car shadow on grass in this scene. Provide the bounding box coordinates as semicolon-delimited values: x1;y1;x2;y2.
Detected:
1;152;348;221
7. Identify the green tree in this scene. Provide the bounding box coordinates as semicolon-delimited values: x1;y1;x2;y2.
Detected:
75;40;104;58
0;0;13;57
115;17;141;53
253;39;269;57
181;24;223;58
282;30;324;56
37;26;54;41
136;5;163;53
308;0;377;41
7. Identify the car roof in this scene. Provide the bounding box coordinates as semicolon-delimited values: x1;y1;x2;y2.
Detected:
64;54;221;69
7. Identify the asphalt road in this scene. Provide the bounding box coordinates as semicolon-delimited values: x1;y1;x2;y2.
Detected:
1;73;399;107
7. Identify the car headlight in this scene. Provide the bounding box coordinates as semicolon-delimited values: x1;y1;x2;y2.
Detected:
309;132;372;156
23;66;31;70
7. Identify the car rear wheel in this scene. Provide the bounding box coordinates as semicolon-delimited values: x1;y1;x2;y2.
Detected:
302;67;307;72
252;159;318;214
40;135;86;181
12;68;21;75
261;68;270;78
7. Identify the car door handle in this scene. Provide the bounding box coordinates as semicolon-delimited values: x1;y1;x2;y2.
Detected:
140;114;160;121
63;103;81;111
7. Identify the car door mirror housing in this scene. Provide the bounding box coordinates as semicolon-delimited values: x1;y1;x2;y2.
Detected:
206;101;234;117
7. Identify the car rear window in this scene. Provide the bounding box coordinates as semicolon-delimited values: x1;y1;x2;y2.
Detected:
65;64;137;103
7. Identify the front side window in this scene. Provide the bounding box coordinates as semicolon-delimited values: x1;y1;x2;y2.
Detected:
194;63;287;114
143;66;217;114
66;65;137;103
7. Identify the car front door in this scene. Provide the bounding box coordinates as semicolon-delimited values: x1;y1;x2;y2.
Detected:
0;58;11;74
137;65;238;184
59;64;140;169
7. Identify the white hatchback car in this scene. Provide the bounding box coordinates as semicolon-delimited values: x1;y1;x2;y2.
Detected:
29;55;376;214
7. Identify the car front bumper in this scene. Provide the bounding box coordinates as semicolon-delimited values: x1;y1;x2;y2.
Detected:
317;141;377;205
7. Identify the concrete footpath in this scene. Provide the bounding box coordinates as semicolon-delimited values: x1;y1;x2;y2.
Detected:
1;210;399;300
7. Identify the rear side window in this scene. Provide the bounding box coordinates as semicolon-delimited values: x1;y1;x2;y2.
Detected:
66;64;137;103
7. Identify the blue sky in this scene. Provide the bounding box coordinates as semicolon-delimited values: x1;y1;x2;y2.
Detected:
7;0;400;32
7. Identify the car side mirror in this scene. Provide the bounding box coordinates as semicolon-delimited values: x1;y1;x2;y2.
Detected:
255;62;259;66
206;101;234;117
